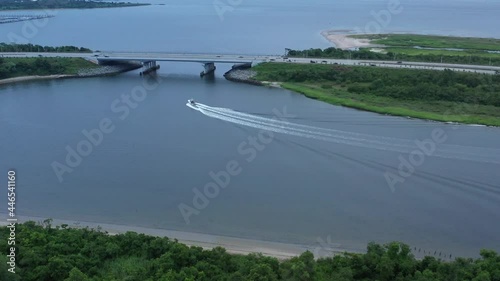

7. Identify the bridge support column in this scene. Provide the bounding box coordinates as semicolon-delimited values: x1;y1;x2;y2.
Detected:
140;61;160;76
200;62;216;77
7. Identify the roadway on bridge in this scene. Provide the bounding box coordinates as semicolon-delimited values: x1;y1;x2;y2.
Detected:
1;52;499;74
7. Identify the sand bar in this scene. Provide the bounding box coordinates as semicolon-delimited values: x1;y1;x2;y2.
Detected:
321;30;378;50
0;75;71;85
0;215;356;260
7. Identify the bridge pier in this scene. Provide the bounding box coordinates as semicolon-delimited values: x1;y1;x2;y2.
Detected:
200;62;216;77
140;61;160;76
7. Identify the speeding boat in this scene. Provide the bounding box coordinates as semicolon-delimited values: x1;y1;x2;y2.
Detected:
188;99;196;105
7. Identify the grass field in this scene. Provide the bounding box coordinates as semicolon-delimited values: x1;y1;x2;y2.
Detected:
353;34;500;51
0;57;99;79
49;58;100;74
289;34;500;66
281;83;500;126
349;34;500;62
252;63;500;126
385;47;500;60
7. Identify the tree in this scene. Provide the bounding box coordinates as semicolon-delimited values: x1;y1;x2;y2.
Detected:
248;264;278;281
64;268;90;281
280;251;316;281
2;222;499;281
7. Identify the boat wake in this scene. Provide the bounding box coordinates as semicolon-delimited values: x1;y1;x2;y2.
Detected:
187;102;500;164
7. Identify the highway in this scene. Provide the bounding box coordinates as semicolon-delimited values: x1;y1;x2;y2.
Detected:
1;52;499;74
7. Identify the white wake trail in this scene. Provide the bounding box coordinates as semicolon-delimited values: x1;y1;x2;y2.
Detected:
198;103;500;159
188;103;500;164
198;104;412;149
200;104;414;143
197;107;412;153
192;103;409;152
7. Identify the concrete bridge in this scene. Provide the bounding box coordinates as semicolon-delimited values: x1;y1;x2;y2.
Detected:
0;51;273;76
2;51;500;75
94;52;268;76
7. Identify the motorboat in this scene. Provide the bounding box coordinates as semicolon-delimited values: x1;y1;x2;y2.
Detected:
188;99;196;105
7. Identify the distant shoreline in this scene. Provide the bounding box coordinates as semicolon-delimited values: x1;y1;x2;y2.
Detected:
321;31;500;54
321;30;379;50
223;65;500;127
0;61;142;86
0;216;355;260
0;2;150;11
0;74;72;85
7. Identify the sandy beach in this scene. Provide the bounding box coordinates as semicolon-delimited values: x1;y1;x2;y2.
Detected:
0;216;353;260
321;30;377;50
0;75;72;86
0;63;142;86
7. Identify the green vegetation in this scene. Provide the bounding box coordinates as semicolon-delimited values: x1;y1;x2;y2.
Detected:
316;34;500;65
0;57;99;79
0;0;149;10
0;43;92;53
1;221;499;281
384;47;500;60
354;34;500;51
253;63;500;126
292;34;500;66
288;47;500;66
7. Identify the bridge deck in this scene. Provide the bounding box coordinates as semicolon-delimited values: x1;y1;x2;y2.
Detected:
1;52;499;74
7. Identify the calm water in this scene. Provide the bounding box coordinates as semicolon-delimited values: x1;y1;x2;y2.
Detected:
1;0;500;257
1;0;500;53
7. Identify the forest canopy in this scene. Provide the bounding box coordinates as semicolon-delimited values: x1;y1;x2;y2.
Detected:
1;221;499;281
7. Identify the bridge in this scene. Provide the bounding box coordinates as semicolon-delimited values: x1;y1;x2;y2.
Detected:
0;51;274;76
1;51;499;75
93;52;271;76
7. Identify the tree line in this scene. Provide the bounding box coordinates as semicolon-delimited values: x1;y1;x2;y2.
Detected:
1;221;499;281
255;63;500;107
0;57;69;79
288;48;500;67
0;0;148;11
0;43;92;53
